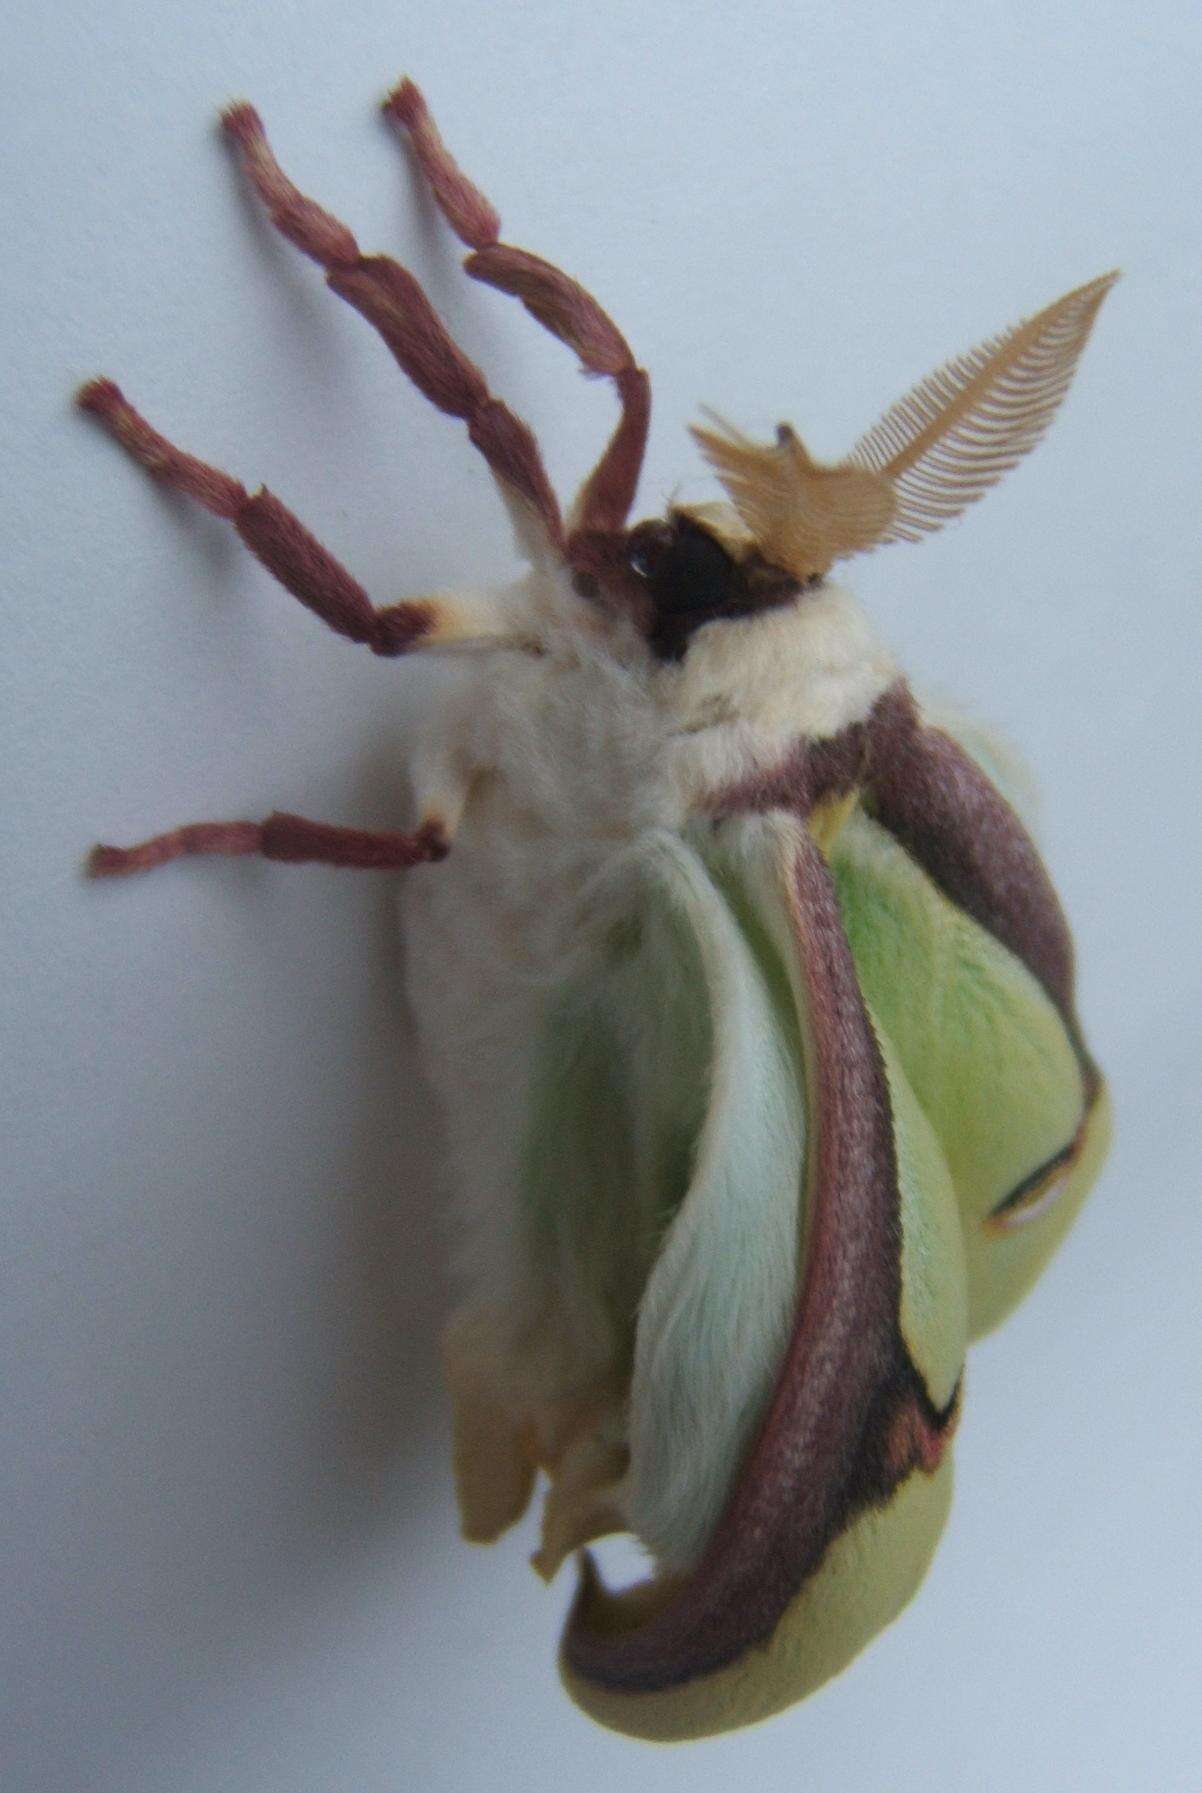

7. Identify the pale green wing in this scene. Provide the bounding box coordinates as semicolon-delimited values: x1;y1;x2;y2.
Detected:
830;805;1104;1337
518;829;808;1569
622;832;809;1569
874;1018;968;1414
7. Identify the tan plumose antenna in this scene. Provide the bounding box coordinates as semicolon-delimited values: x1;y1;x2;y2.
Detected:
691;270;1120;581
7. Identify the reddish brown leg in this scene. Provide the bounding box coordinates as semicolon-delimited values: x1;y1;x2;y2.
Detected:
77;379;435;656
89;812;449;878
220;104;561;544
383;79;650;539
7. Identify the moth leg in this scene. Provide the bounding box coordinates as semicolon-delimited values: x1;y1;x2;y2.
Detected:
220;105;562;550
383;79;650;538
88;811;451;878
77;380;520;654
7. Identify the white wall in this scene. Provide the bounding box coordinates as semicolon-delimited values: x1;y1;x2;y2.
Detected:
3;1;1200;1788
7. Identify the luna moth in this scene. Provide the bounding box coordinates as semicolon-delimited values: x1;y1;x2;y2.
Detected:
81;78;1114;1742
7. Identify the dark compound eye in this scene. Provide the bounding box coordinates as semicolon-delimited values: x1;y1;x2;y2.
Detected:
656;524;739;614
629;518;738;613
620;514;802;662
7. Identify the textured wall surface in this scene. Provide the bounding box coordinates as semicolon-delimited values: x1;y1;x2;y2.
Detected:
3;1;1200;1787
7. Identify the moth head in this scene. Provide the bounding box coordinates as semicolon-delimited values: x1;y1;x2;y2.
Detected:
566;270;1118;663
566;430;893;664
570;500;809;662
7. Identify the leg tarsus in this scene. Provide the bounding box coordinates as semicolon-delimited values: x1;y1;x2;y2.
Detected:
77;379;246;517
88;821;263;877
382;78;501;251
220;102;360;270
88;812;450;878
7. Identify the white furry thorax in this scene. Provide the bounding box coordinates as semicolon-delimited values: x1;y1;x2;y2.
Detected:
403;568;895;1014
440;568;895;846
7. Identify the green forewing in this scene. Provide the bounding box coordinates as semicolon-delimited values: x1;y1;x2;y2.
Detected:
830;808;1088;1336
